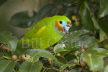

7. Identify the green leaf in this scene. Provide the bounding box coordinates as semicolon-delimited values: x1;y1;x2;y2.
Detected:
84;1;90;11
60;29;90;44
60;45;76;56
78;35;98;48
91;16;108;42
100;30;108;42
0;60;16;72
23;49;57;62
104;65;108;72
80;2;94;31
82;50;103;71
83;49;98;55
70;69;77;72
91;16;101;30
10;11;36;28
97;50;108;56
0;52;4;58
99;0;108;18
60;64;70;72
54;44;65;53
14;41;27;56
93;48;105;53
89;42;99;48
58;29;91;56
56;56;67;64
46;69;57;72
99;16;108;33
53;60;63;67
58;29;90;56
64;54;76;62
0;31;18;53
19;61;42;72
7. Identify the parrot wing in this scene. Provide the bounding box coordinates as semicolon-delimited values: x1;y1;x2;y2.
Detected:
24;21;47;39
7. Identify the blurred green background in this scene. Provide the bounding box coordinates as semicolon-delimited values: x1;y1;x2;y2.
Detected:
0;0;51;37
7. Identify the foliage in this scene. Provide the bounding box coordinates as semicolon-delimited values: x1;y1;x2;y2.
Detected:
0;0;108;72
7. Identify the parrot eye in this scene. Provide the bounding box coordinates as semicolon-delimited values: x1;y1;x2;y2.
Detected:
59;21;63;24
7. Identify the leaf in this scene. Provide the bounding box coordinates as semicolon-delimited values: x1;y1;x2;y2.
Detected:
91;16;101;30
53;60;63;67
64;54;76;62
91;16;108;42
0;31;18;53
46;69;57;72
19;61;42;72
57;29;90;56
104;65;108;72
89;42;99;48
14;41;27;56
100;30;108;42
54;44;65;53
60;29;90;44
70;69;77;72
99;16;108;33
0;60;16;72
84;1;90;11
56;56;67;64
97;50;108;56
83;49;98;55
0;52;4;58
82;50;104;71
99;0;108;18
23;49;57;62
80;2;94;31
60;64;70;72
78;35;98;48
10;11;36;28
93;48;105;53
58;29;90;56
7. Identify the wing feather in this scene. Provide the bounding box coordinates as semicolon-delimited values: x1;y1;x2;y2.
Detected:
24;21;46;39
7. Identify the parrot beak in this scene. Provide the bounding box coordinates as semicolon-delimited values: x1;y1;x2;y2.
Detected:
62;25;71;34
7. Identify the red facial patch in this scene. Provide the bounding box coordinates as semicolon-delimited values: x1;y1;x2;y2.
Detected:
67;22;72;25
55;21;63;31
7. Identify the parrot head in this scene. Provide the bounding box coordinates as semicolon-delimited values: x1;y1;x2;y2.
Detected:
53;16;72;35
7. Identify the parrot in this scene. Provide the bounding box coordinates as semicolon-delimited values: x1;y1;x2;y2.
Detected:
21;15;72;49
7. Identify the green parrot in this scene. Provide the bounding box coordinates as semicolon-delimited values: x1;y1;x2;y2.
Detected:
21;15;72;49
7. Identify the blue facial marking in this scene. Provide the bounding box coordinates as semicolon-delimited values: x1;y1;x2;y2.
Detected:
59;21;67;27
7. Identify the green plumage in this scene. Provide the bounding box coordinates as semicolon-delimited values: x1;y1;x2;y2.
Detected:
21;15;71;49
